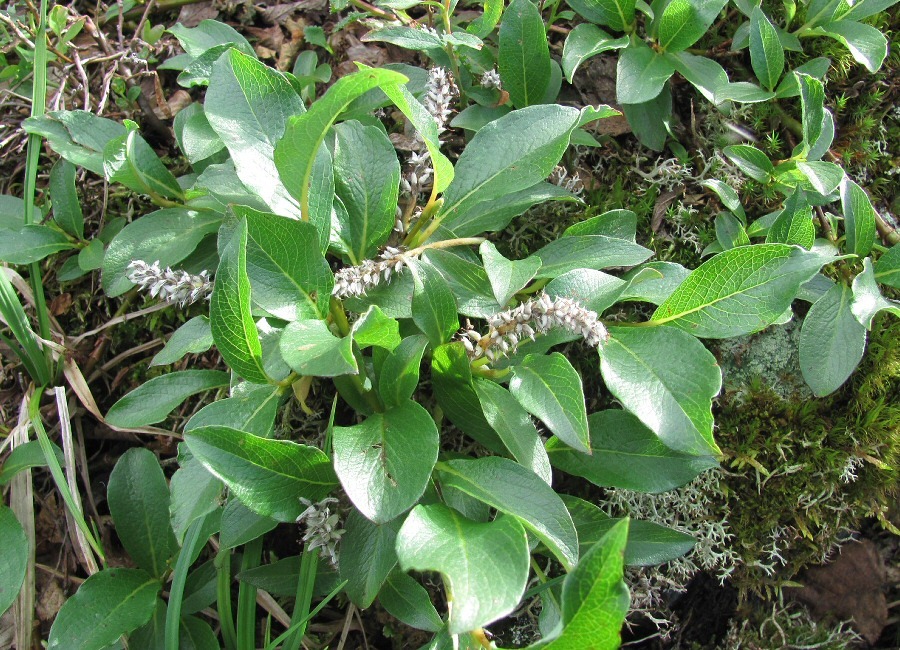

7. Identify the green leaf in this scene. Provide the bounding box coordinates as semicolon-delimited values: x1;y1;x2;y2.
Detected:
774;57;831;98
616;42;676;104
807;111;835;162
279;319;358;377
210;219;270;384
425;248;502;319
723;144;773;182
840;178;877;258
438;456;579;569
715;212;750;249
563;209;637;239
797;72;825;151
541;519;629;649
749;7;784;90
333;400;439;523
151;317;213;366
351;305;402;350
668;51;729;103
239;206;333;321
77;240;105;271
621;86;672;151
174;103;224;162
396;504;529;634
339;509;399;607
219;498;277;549
108;448;179;578
410;259;459;348
713;81;775;103
168;20;255;58
468;0;505;37
362;25;444;50
0;506;27;615
431;344;506;452
799;283;867;396
509;353;590;455
874;244;900;288
439;105;583;226
473;378;553;484
104;130;184;201
102;208;221;297
565;0;636;31
766;188;815;249
47;568;160;650
275;67;407;220
480;241;542;308
331;121;401;261
531;235;653;278
205;49;304;218
840;0;900;21
444;183;579;237
546;269;627;314
23;110;126;176
600;326;721;455
851;258;900;328
185;384;281;437
184;425;337;521
49;158;84;239
547;410;718;492
168;448;223;543
658;0;728;52
701;179;746;222
797;161;844;195
379;570;443;632
0;440;64;486
378;335;428;408
561;24;629;83
106;370;229;428
0;225;74;264
651;244;829;337
817;20;888;73
621;261;691;304
498;0;552;107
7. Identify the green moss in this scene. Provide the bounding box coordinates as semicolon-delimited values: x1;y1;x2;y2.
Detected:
713;315;900;598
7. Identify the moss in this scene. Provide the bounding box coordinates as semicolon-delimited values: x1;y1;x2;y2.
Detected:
712;314;900;598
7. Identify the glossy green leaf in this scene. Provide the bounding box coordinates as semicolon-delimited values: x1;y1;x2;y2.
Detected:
546;269;627;314
563;209;637;240
797;161;844;195
102;208;220;297
616;42;676;104
49;158;84;239
621;261;691;304
797;72;825;150
410;259;459;348
439;105;583;226
540;519;629;649
468;0;505;37
47;568;160;649
424;248;502;319
0;225;74;265
280;319;358;377
480;241;542;308
766;188;815;249
339;509;399;607
723;144;773;182
774;57;831;98
547;409;717;492
658;0;728;52
651;244;829;337
331;120;401;261
817;20;888;73
715;212;750;250
561;24;629;82
799;283;867;396
23;110;126;175
0;506;27;615
713;81;775;103
205;49;304;218
379;570;443;632
0;440;64;486
219;498;277;549
565;0;636;31
275;67;407;220
333;400;439;523
749;7;784;90
351;305;402;350
210;219;269;384
851;258;900;328
174;103;224;162
105;370;228;428
621;86;672;150
600;326;721;455
473;379;553;484
396;504;529;634
104;130;184;201
438;456;579;569
168;19;254;58
499;0;552;107
151;317;213;366
840;178;877;258
874;244;900;288
807;110;835;162
509;353;590;455
185;384;281;437
531;235;653;278
378;335;428;408
840;0;900;21
444;183;578;237
184;425;337;521
362;25;443;49
668;51;729;103
239;206;333;320
168;448;223;543
108;449;178;578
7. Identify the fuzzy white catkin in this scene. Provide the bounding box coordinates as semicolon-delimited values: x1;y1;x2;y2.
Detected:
126;260;212;307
